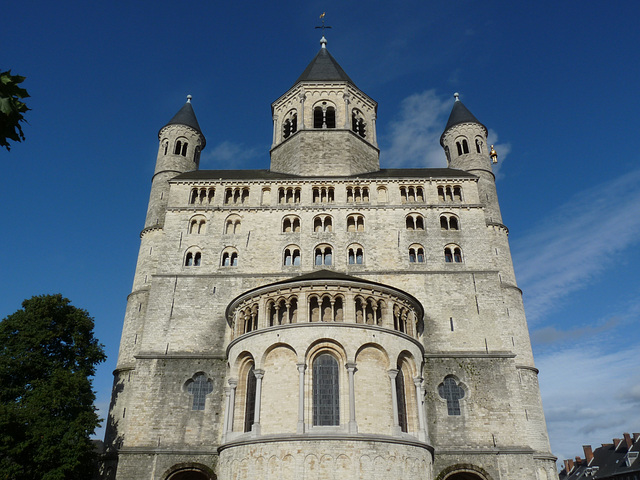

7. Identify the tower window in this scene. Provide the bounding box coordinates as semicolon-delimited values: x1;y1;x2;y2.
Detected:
444;245;463;263
405;214;424;231
189;216;206;234
312;186;334;203
313;215;333;233
409;245;425;263
346;186;369;203
225;187;250;205
282;215;301;233
182;142;188;156
440;214;460;231
476;138;483;153
314;245;333;266
346;214;365;232
221;248;239;267
400;186;424;203
312;354;340;426
175;140;182;155
284;246;301;266
283;111;298;140
224;215;241;234
462;139;469;154
438;376;465;415
347;244;364;265
186;373;213;411
278;187;301;204
184;249;202;267
313;103;336;129
351;110;366;138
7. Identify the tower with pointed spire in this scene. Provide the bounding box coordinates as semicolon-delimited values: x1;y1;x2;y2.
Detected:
103;36;558;480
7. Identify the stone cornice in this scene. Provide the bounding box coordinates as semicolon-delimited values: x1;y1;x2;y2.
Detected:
435;447;534;455
217;433;434;454
134;353;226;360
424;351;516;359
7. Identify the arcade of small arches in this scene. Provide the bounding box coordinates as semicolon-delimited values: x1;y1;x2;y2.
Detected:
229;284;421;339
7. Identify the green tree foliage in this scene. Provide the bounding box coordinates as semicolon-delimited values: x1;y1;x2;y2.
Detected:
0;294;106;480
0;70;30;151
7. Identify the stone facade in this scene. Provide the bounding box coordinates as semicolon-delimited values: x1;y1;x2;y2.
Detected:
102;40;558;480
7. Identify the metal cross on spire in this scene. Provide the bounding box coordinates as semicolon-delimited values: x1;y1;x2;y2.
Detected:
315;12;332;37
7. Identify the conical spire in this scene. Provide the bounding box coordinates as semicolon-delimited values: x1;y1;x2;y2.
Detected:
162;95;203;134
294;40;354;85
442;93;486;133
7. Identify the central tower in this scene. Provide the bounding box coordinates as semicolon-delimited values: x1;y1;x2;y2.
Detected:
270;37;379;176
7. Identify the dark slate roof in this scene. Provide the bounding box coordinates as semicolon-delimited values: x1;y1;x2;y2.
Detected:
443;98;486;133
559;435;640;480
172;168;476;182
295;47;355;85
161;100;203;135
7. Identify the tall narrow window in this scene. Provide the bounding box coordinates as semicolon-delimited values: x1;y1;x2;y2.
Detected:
175;140;182;155
396;368;408;432
244;366;257;432
313;354;339;426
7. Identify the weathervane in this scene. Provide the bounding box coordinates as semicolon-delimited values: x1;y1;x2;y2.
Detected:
315;12;332;37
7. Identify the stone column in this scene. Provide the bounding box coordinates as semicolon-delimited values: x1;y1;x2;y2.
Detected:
346;363;358;433
371;112;377;144
388;369;402;435
297;363;307;433
226;379;238;437
272;115;278;147
413;377;427;442
298;92;306;129
222;386;232;443
252;369;265;436
343;93;351;129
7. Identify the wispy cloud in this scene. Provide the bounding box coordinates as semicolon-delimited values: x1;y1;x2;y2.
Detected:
382;90;510;170
200;141;263;169
382;89;451;168
513;169;640;322
537;338;640;464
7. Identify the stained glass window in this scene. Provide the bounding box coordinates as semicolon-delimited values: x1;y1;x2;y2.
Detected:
313;354;339;426
438;376;465;415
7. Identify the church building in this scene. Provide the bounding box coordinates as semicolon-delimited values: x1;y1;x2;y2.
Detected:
102;36;558;480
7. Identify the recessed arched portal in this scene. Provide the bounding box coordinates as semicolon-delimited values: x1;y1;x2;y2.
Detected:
437;464;493;480
163;463;216;480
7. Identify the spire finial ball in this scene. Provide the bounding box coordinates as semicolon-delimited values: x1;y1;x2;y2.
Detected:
454;92;460;101
187;95;192;103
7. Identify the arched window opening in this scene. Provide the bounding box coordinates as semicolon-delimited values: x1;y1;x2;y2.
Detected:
162;140;168;155
377;186;388;203
181;142;188;156
222;249;239;267
186;374;213;411
440;216;449;230
438;376;465;415
409;245;425;263
321;296;332;322
175;140;182;155
190;189;198;204
453;186;462;201
309;297;320;322
462;139;469;154
312;354;340;426
347;186;370;203
284;246;301;266
396;368;408;432
450;217;459;230
244;366;257;431
278;187;301;204
225;187;250;205
325;106;336;128
444;145;451;163
348;246;364;265
445;247;453;263
185;252;193;266
456;141;462;156
314;245;332;266
454;247;462;263
351;111;366;138
438;186;445;202
476;138;483;153
313;107;323;128
334;297;343;322
444;245;462;263
194;252;201;266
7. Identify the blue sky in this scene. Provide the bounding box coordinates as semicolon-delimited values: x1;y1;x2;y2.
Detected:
2;0;639;467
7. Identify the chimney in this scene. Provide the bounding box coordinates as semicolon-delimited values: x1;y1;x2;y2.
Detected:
564;459;574;473
575;456;582;465
624;433;633;449
614;438;623;449
583;445;594;464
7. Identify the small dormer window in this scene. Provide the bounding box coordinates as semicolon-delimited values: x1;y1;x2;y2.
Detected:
313;103;336;129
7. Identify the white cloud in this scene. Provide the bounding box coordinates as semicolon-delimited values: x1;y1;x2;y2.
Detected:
381;89;451;168
537;339;640;465
200;141;263;168
513;169;640;322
